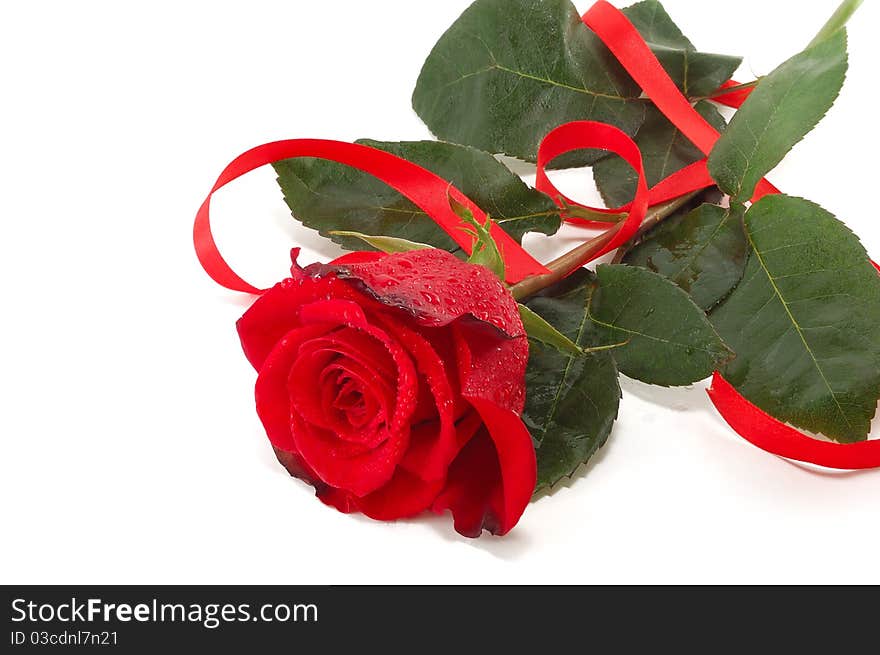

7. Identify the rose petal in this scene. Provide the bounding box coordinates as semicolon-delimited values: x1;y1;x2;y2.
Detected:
254;324;334;451
289;320;419;497
298;298;371;330
326;251;387;267
373;316;462;481
453;321;528;414
432;430;502;537
320;364;384;439
273;446;323;487
465;397;537;536
318;249;525;337
237;276;368;370
432;401;535;538
289;328;398;444
440;323;535;536
319;467;445;521
290;411;409;497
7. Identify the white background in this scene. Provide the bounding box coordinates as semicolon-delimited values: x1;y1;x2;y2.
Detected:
2;0;878;584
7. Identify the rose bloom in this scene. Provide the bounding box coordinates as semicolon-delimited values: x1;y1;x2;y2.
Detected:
236;248;536;537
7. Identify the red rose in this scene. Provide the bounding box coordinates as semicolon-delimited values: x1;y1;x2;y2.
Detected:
236;248;536;537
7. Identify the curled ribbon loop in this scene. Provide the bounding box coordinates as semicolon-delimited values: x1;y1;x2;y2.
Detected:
194;139;550;293
535;120;647;259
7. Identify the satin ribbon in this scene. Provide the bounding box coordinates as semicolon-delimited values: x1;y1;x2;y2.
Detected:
194;139;550;292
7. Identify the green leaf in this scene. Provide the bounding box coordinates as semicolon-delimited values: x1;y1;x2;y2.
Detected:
622;203;748;311
589;264;733;386
707;29;848;202
411;0;740;165
522;270;621;490
593;102;726;208
273;139;561;254
447;195;506;279
622;0;742;98
327;231;431;254
709;194;880;443
412;0;644;164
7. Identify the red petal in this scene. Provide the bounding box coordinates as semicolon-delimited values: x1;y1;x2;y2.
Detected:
288;327;398;446
432;430;503;537
237;276;367;370
319;467;445;521
432;402;535;538
287;319;419;497
327;251;387;266
453;322;529;414
290;412;409;497
320;249;525;338
288;349;377;458
254;324;333;451
465;397;537;535
272;446;322;487
319;362;386;444
436;324;535;536
298;298;371;330
373;316;462;481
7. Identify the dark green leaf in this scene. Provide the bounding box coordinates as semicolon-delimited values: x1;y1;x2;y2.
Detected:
707;29;848;202
273;139;561;253
412;0;644;164
590;264;733;386
593;101;726;208
622;203;748;311
710;194;880;443
622;0;742;98
522;270;621;490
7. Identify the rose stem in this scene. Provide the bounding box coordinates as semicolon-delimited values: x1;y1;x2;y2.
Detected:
509;190;700;300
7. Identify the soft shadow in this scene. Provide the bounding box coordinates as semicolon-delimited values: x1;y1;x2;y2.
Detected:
217;292;260;310
270;208;345;261
780;459;874;479
618;375;717;418
422;512;533;560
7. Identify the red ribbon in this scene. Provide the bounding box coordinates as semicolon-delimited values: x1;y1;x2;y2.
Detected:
707;374;880;469
194;139;550;292
535;120;648;254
